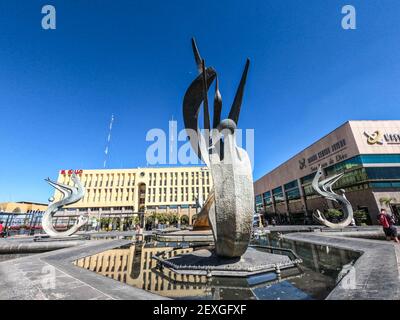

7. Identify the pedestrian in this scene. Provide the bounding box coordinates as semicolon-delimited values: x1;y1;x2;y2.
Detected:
378;209;399;243
0;221;4;238
271;218;276;227
135;224;143;241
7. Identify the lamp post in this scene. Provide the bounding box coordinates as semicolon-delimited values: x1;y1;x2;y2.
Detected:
97;209;101;232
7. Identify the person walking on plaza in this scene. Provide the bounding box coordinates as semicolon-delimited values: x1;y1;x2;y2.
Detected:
378;209;399;243
0;221;4;238
135;224;143;242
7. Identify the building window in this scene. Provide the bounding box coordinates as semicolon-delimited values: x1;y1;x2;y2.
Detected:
255;195;263;213
284;180;298;190
262;191;272;205
300;172;316;185
365;167;400;180
286;188;300;201
370;181;400;189
272;186;284;203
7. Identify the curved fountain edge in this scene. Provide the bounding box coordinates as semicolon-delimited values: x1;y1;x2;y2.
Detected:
0;238;167;300
282;230;400;300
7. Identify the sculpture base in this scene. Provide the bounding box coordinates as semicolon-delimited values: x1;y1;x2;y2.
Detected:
154;230;214;243
156;246;301;277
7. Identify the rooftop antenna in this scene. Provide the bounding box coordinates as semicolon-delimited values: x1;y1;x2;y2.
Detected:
103;114;114;168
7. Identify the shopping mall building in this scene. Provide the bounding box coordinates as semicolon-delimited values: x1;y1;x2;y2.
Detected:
254;120;400;225
54;166;211;225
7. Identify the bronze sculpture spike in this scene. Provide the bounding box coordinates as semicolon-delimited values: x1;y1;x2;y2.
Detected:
228;59;250;124
213;77;222;129
201;59;211;132
191;38;203;74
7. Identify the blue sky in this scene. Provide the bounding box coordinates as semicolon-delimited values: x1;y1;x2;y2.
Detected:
0;0;400;203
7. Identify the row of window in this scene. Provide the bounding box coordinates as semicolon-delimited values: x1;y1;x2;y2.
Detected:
258;181;382;212
60;170;211;189
325;154;400;176
149;171;209;178
146;204;192;209
148;178;210;187
371;182;400;189
72;207;134;212
148;171;210;187
147;186;210;203
255;155;400;210
81;188;136;203
61;174;136;188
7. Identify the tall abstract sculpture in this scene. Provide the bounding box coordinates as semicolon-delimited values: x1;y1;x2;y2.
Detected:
42;172;87;237
183;38;254;258
312;165;354;228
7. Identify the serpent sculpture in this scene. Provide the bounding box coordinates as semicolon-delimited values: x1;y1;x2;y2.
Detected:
42;172;87;237
311;165;353;228
183;38;254;258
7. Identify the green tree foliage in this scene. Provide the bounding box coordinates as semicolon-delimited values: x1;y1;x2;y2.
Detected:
146;212;180;226
325;209;343;220
379;197;397;207
181;215;189;225
353;210;369;226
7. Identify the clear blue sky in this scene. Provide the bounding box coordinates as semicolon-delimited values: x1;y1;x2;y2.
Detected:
1;0;400;203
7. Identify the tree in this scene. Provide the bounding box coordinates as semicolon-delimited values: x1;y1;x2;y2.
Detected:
181;215;189;225
123;216;138;230
167;213;179;225
353;210;369;226
129;215;139;225
145;215;154;225
325;209;343;221
100;217;111;230
379;197;397;208
155;212;169;224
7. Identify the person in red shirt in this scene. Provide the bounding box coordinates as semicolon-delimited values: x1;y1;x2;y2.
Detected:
378;209;399;243
0;221;4;237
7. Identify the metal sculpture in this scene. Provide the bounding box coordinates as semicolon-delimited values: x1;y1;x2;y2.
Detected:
183;38;254;258
311;165;354;228
42;172;87;237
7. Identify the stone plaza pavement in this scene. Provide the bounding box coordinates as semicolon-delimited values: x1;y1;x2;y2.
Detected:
0;235;165;300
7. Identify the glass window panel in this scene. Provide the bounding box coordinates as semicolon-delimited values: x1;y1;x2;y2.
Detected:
284;180;298;190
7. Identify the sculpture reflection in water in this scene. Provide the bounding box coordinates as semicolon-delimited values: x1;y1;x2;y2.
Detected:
42;172;88;237
73;241;292;299
74;243;211;299
184;38;254;258
311;165;354;228
74;237;360;300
